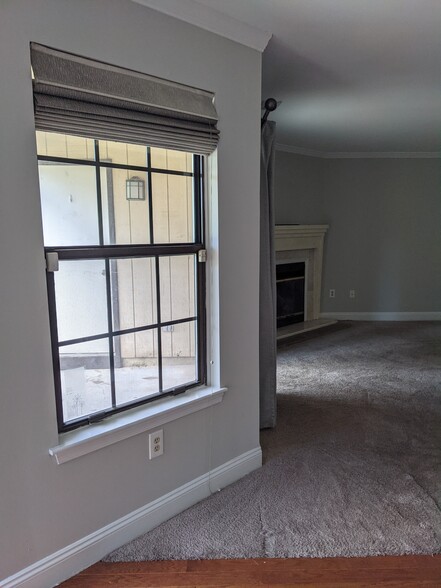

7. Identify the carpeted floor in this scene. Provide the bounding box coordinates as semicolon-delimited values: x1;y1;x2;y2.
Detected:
104;321;441;561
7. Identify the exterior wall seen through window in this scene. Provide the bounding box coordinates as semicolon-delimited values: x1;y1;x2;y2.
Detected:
36;131;206;431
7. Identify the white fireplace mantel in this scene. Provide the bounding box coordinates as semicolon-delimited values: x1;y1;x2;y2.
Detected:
275;225;329;322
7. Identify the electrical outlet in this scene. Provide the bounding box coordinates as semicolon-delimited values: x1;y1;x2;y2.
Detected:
349;289;356;298
329;289;336;298
148;429;164;459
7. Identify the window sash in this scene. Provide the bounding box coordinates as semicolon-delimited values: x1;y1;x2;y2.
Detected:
46;249;206;432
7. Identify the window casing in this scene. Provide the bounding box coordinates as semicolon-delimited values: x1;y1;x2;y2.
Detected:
37;133;206;432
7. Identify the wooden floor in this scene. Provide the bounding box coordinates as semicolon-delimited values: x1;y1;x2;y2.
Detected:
60;555;441;587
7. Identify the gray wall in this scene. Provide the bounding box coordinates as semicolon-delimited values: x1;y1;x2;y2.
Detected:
275;151;325;225
275;151;441;313
0;0;261;580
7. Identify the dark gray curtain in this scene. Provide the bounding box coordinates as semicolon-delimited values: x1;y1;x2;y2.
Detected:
259;121;277;429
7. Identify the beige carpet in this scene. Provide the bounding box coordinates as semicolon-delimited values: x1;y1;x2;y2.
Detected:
104;321;441;560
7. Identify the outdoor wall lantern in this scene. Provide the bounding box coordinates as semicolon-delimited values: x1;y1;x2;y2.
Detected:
126;176;145;200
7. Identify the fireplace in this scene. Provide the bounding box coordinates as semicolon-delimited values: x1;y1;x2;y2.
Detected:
275;225;329;323
276;262;305;327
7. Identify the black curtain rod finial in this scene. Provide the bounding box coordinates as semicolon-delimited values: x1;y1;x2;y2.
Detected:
264;98;278;112
261;97;278;128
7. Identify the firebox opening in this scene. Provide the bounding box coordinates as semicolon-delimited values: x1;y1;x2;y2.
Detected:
276;262;305;328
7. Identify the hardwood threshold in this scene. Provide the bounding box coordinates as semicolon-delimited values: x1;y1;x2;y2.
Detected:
60;554;441;587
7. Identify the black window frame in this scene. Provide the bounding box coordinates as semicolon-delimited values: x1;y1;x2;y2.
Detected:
39;138;206;433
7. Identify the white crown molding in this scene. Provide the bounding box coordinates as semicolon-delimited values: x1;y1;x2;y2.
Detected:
275;143;325;158
276;143;441;159
1;447;262;588
131;0;271;52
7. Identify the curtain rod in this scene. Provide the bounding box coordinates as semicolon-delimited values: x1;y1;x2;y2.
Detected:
261;97;278;128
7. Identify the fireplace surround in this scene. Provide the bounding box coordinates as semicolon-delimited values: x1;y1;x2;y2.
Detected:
275;225;329;324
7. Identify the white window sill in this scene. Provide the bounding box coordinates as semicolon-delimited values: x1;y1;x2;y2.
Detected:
49;386;226;465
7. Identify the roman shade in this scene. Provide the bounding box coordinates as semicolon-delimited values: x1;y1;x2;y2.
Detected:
30;43;219;154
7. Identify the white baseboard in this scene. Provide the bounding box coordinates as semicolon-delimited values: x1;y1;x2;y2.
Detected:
321;312;441;321
1;447;262;588
209;446;262;492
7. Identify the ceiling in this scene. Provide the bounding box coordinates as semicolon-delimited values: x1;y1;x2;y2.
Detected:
193;0;441;154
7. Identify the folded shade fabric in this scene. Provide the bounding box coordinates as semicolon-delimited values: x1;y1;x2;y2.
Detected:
31;43;219;155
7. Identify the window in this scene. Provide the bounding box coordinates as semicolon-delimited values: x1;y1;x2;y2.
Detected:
37;131;207;431
30;43;219;433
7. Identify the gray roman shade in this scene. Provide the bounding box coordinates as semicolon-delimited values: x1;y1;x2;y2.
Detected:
30;43;219;154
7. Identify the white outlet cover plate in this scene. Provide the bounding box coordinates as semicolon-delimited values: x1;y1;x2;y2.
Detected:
149;429;164;459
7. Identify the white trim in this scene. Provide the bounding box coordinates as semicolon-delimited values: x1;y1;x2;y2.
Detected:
321;312;441;321
131;0;271;52
276;143;441;159
0;446;262;588
209;446;262;492
326;151;441;159
275;143;325;158
275;225;329;240
49;386;226;465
